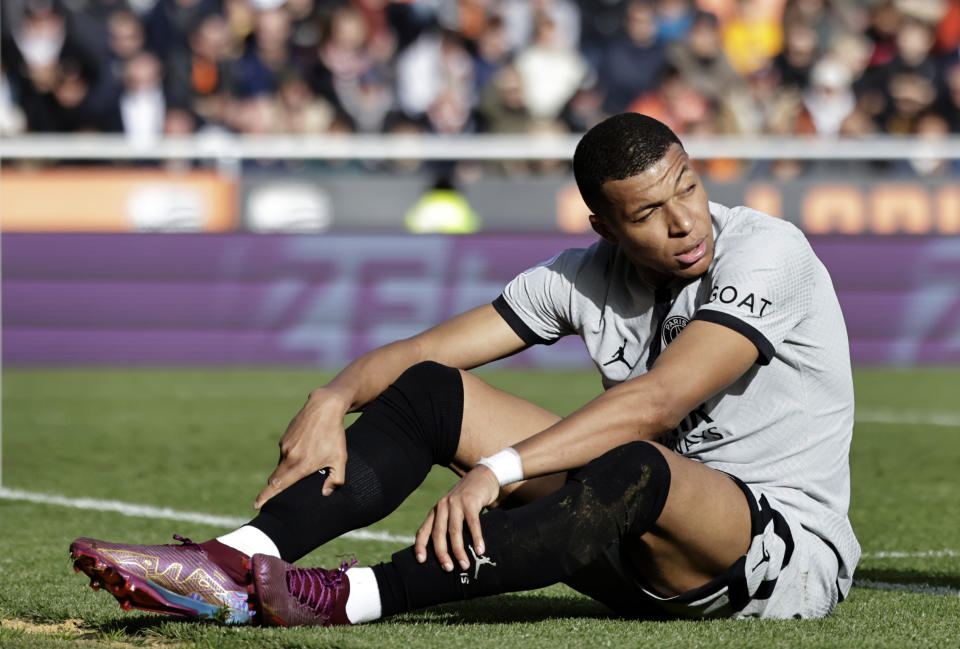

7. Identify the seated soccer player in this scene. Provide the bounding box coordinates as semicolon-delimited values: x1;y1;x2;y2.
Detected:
71;113;859;626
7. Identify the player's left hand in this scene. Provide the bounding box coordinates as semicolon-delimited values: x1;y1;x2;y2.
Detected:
415;465;500;572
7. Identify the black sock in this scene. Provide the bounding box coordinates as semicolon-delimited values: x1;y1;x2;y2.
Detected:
372;441;671;616
248;361;463;561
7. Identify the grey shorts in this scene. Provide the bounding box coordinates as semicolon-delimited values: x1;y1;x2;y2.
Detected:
563;477;842;620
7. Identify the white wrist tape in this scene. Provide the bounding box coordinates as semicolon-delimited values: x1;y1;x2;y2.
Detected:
476;447;524;487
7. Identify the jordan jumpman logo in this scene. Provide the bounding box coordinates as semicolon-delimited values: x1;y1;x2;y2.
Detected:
469;545;498;580
603;337;636;369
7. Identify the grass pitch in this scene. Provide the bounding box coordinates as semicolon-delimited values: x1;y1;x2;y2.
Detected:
1;367;958;648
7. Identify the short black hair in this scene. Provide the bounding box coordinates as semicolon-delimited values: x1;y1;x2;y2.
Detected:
573;113;682;214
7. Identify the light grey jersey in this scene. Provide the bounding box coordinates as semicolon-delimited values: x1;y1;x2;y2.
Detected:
493;201;859;597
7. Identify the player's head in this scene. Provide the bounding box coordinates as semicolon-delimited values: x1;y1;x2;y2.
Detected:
573;113;713;286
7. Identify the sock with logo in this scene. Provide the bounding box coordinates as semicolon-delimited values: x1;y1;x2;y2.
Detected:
370;441;671;616
244;361;464;562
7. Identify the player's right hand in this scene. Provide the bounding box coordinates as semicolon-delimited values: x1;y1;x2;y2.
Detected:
254;388;349;509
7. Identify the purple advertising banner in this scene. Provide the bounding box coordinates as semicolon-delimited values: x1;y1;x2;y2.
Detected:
3;233;960;366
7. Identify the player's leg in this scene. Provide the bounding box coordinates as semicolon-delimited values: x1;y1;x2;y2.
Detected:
245;364;567;562
627;447;751;595
71;361;566;622
455;370;753;597
452;368;568;504
249;441;755;626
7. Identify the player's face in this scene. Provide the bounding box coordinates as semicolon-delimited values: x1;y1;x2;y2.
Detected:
589;144;713;287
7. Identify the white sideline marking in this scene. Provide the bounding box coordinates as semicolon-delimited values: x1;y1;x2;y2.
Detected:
3;487;959;565
0;487;416;545
862;549;958;559
855;411;960;427
855;579;960;597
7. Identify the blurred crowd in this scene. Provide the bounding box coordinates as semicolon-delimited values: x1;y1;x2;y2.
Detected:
2;0;959;176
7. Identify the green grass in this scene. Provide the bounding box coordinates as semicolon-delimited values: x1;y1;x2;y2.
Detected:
2;367;959;648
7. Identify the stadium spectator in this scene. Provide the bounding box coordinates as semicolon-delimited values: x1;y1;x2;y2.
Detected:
884;70;938;134
230;4;296;98
514;13;589;120
0;65;27;135
900;108;957;176
285;0;324;61
864;1;902;68
720;0;783;75
471;15;511;94
884;14;939;83
935;0;960;53
477;63;533;134
4;0;121;132
938;60;960;131
597;0;669;114
105;10;146;67
165;12;230;123
656;0;696;43
501;0;581;54
575;0;629;68
626;65;711;134
773;20;819;91
717;63;800;136
271;68;335;133
667;10;741;103
143;0;219;60
223;0;257;57
120;50;166;146
425;85;476;135
798;56;855;136
337;66;394;132
396;27;473;123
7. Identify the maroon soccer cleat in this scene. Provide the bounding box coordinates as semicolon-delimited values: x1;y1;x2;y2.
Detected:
249;554;355;626
70;535;252;624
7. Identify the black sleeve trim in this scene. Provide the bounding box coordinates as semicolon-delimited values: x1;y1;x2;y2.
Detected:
492;295;559;346
693;309;775;365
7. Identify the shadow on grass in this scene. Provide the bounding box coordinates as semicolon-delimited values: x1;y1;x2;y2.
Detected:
86;593;659;637
89;614;228;640
397;593;630;625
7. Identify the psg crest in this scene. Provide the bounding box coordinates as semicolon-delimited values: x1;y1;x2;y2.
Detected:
662;315;690;344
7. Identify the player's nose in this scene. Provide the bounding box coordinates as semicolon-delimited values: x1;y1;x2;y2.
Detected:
667;204;694;236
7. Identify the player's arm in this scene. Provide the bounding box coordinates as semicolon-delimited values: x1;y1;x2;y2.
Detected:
416;319;759;566
512;319;758;477
317;304;528;414
254;304;526;508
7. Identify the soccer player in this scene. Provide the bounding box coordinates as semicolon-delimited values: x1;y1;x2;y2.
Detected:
71;113;859;626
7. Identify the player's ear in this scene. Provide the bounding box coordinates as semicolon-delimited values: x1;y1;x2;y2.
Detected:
589;214;619;244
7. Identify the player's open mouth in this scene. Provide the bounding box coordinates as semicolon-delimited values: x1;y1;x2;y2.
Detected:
676;238;706;265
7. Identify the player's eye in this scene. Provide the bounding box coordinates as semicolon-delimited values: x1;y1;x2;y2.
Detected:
684;183;697;194
631;208;655;223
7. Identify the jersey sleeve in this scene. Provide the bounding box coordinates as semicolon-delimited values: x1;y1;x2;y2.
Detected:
493;248;584;345
694;225;815;365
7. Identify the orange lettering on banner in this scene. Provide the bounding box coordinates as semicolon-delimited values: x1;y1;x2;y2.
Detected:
744;184;782;218
871;185;932;234
936;186;960;234
802;185;866;234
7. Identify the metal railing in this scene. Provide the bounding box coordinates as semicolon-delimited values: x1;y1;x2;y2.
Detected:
2;133;960;162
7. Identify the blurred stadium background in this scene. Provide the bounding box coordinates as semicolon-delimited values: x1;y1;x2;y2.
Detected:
1;2;960;644
3;0;960;371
